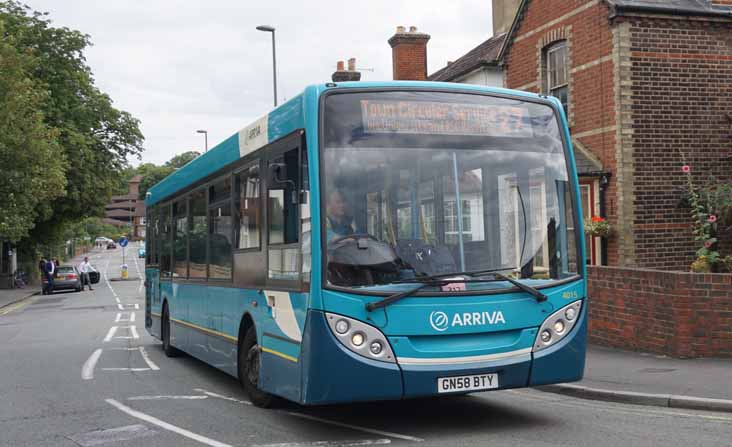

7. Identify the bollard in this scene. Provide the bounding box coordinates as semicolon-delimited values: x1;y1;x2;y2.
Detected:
121;263;128;280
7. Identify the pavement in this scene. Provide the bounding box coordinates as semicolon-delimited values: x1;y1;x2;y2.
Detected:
0;283;39;313
540;345;732;412
1;247;732;446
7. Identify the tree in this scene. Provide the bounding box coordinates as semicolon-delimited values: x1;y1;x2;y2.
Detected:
166;150;200;169
0;1;144;249
0;18;66;243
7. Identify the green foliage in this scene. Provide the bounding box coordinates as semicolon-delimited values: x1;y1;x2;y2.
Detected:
0;18;66;243
0;1;144;249
165;151;200;169
137;163;174;199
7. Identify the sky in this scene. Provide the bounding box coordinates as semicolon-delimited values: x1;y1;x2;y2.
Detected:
25;1;495;166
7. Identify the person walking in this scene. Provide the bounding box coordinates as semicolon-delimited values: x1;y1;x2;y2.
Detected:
78;257;95;291
43;257;55;295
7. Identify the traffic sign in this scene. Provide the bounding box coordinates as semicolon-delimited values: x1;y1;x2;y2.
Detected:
119;237;129;248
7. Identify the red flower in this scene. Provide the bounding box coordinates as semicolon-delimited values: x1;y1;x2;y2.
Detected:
704;240;713;249
682;165;691;173
708;215;717;223
591;216;605;223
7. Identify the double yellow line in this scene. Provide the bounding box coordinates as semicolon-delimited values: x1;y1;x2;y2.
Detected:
0;293;38;316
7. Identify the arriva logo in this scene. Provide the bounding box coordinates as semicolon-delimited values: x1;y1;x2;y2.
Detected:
429;310;506;331
429;311;450;332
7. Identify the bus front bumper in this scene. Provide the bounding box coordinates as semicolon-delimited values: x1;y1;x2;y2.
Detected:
300;307;586;405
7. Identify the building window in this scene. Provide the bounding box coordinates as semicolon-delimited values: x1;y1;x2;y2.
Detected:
545;41;568;114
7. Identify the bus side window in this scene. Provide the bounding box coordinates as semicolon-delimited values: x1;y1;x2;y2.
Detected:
236;162;261;250
267;147;300;282
268;148;300;245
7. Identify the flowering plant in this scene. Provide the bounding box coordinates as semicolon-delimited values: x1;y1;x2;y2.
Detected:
681;161;731;273
584;216;612;237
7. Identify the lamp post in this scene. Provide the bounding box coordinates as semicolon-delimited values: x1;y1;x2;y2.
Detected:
196;129;208;152
256;25;278;107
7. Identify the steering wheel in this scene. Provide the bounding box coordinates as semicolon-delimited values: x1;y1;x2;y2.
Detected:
329;233;381;246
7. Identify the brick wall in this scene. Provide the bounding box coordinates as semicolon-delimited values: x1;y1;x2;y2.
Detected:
622;17;732;269
504;1;621;264
587;266;732;358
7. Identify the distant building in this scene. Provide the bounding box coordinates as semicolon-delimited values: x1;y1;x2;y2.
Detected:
105;175;146;240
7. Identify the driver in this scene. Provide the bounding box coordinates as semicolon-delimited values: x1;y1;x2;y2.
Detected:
325;189;355;242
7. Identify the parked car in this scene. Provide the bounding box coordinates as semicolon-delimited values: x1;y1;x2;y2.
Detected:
42;265;82;293
138;247;146;258
107;241;117;249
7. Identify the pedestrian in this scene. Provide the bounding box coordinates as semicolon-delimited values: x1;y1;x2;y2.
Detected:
78;256;95;291
43;257;55;295
38;258;46;282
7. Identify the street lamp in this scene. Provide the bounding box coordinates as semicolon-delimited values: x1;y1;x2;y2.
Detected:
196;129;208;152
256;25;278;107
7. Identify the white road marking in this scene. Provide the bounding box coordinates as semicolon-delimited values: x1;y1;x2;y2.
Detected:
115;312;135;323
130;325;139;339
81;349;103;380
68;424;156;446
253;440;391;447
138;346;160;370
106;398;233;447
110;347;144;351
194;388;423;442
102;368;152;371
127;395;208;401
104;326;119;342
115;297;121;303
194;388;252;405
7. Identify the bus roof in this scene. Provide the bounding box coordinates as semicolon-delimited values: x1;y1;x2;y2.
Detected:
145;81;553;207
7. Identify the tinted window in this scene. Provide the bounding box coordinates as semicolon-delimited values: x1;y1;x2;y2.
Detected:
236;163;261;249
268;148;299;245
173;200;188;278
189;189;207;279
160;204;172;278
57;267;75;274
210;177;231;203
209;204;232;279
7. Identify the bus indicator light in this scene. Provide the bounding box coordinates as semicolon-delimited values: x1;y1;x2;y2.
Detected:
540;330;552;343
335;319;349;334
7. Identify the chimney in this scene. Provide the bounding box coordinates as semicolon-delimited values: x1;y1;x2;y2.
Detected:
331;58;361;82
388;25;430;80
492;0;521;35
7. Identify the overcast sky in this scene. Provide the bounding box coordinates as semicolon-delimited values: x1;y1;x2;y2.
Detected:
25;1;495;166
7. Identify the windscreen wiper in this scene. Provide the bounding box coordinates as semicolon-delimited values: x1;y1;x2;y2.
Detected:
489;273;547;303
365;277;463;312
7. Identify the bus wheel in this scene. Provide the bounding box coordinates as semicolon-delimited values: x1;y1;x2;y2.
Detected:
162;306;180;358
239;327;276;408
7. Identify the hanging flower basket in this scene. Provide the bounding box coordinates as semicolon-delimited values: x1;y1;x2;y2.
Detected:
585;216;612;238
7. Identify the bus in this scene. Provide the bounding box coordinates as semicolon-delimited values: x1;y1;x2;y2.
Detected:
145;81;586;407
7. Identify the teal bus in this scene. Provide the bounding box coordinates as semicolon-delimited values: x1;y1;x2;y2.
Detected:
145;81;586;407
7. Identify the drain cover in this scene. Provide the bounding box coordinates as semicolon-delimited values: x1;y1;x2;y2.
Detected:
638;368;676;373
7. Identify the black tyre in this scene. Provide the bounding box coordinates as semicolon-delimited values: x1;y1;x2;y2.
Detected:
238;327;276;408
162;306;181;357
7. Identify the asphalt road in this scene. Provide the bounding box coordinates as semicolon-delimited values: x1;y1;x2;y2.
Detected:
2;246;732;447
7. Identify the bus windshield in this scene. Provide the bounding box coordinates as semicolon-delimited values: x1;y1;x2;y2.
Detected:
322;90;579;291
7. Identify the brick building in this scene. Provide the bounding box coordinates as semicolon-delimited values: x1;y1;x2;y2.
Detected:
105;175;146;240
498;0;732;270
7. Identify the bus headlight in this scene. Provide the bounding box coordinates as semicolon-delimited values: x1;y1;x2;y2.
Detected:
326;313;395;363
533;300;582;352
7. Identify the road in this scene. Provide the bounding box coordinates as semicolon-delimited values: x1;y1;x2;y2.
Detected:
1;246;731;447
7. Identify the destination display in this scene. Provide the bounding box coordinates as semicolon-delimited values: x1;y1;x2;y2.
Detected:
360;99;534;138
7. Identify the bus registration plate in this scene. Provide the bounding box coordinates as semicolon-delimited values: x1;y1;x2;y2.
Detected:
437;373;498;393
